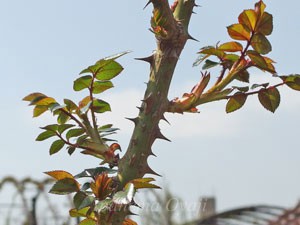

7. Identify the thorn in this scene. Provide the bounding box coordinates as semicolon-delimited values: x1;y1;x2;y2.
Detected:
135;55;154;66
188;34;199;42
161;114;170;125
155;128;171;142
143;1;152;10
192;11;197;14
145;164;161;177
149;148;157;157
125;117;139;125
131;200;141;209
194;3;200;7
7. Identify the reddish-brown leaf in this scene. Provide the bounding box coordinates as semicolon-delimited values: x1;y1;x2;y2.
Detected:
90;173;112;200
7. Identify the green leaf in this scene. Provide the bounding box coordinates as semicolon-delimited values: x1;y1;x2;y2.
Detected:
258;87;281;113
36;130;56;141
92;81;114;94
76;135;89;145
58;124;75;134
98;125;119;133
49;178;80;195
74;192;95;210
218;41;243;52
95;61;123;81
92;99;111;113
202;59;219;70
66;128;85;140
79;219;96;225
49;140;65;155
238;9;257;31
257;12;273;35
280;75;300;91
57;111;70;124
227;23;251;41
74;191;88;209
48;103;65;112
226;93;247;113
113;183;135;205
251;33;272;55
41;124;59;132
67;146;76;155
33;105;48;117
73;75;92;92
64;99;78;113
235;70;250;83
223;54;240;62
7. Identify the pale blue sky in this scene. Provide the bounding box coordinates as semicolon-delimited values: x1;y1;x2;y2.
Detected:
1;0;300;222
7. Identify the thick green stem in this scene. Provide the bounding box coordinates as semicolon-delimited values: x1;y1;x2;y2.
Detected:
111;0;195;223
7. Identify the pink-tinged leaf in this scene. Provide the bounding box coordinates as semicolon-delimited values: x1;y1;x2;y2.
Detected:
45;170;74;180
218;42;243;52
238;9;257;31
258;87;280;113
227;24;251;41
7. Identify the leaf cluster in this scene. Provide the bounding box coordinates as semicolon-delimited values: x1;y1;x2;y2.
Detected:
171;1;300;114
23;52;130;162
44;169;159;224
